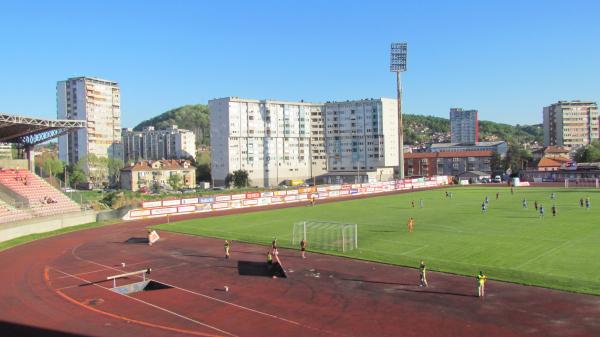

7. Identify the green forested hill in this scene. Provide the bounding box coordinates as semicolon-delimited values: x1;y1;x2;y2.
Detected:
134;104;543;148
404;113;543;145
134;104;210;146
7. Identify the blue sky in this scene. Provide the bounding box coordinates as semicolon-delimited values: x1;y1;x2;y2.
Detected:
0;0;598;127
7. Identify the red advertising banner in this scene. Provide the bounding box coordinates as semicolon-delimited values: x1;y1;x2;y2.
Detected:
246;192;260;199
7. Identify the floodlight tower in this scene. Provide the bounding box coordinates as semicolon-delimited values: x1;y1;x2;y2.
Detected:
390;42;407;179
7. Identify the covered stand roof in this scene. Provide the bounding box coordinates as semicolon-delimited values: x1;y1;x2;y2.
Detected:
0;113;85;146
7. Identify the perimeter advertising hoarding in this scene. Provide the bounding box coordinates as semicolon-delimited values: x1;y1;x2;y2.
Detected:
243;199;258;206
256;198;271;205
261;191;274;197
231;194;245;200
142;201;162;208
196;204;212;211
246;192;261;199
177;205;195;213
151;207;177;215
199;197;215;203
131;209;151;217
162;199;181;206
215;195;231;202
182;198;199;204
212;202;229;209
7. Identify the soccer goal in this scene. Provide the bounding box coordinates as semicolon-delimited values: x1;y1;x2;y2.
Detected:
292;220;358;252
564;178;599;189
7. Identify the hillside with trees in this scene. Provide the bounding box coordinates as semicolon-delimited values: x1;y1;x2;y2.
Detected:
134;104;210;146
403;114;543;146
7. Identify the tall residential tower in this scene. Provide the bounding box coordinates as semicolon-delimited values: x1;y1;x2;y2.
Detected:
57;77;122;177
450;108;478;144
543;101;599;148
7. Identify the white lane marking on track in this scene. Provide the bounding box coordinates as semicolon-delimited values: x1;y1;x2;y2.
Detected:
52;267;237;337
70;244;348;337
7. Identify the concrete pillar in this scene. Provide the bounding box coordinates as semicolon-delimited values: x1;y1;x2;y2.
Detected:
26;145;35;172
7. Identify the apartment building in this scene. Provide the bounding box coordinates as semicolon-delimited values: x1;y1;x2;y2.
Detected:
450;108;478;144
209;97;399;187
57;77;122;177
122;125;196;162
324;98;398;173
209;97;327;187
543;101;599;148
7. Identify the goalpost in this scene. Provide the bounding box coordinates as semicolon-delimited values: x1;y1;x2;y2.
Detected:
292;220;358;252
564;178;599;189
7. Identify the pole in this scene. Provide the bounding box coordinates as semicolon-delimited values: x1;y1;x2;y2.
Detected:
397;71;404;180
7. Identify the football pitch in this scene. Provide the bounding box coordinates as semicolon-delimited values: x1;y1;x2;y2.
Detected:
154;186;600;295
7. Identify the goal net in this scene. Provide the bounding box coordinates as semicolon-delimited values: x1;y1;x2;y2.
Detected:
564;178;599;189
292;220;358;252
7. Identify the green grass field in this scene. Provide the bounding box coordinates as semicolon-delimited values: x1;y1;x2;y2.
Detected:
154;187;600;295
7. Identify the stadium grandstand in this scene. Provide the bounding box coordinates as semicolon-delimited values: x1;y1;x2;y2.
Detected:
0;113;85;224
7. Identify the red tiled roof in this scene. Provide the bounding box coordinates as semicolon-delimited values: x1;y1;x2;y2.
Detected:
537;157;569;168
404;151;493;159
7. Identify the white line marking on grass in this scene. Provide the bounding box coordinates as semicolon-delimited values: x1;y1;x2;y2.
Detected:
514;240;573;269
52;267;237;337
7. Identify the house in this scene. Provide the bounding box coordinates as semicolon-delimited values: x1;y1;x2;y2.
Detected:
532;146;570;162
535;157;571;172
120;160;195;191
404;151;493;177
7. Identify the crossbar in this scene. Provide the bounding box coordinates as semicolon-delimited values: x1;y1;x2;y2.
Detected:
107;268;151;288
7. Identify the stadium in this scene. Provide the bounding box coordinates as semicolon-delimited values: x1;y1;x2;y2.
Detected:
1;118;599;337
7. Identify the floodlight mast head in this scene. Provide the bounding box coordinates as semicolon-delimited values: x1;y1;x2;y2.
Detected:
390;42;407;72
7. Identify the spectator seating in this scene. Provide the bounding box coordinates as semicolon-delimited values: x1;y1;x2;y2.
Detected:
0;169;81;218
0;199;32;224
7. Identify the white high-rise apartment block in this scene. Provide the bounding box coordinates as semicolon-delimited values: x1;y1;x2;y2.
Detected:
57;77;122;175
543;101;599;148
209;97;398;187
209;97;327;187
324;99;398;172
122;125;196;163
450;108;478;144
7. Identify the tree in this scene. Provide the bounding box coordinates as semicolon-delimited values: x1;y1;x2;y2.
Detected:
574;140;600;163
503;143;532;175
107;158;124;187
224;173;234;188
35;153;64;178
67;163;86;187
490;151;504;174
196;163;211;182
167;173;183;190
231;169;250;188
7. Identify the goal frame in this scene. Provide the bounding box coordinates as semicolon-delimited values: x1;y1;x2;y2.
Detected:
292;220;358;252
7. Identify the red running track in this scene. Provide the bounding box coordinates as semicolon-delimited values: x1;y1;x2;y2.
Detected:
1;201;600;336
